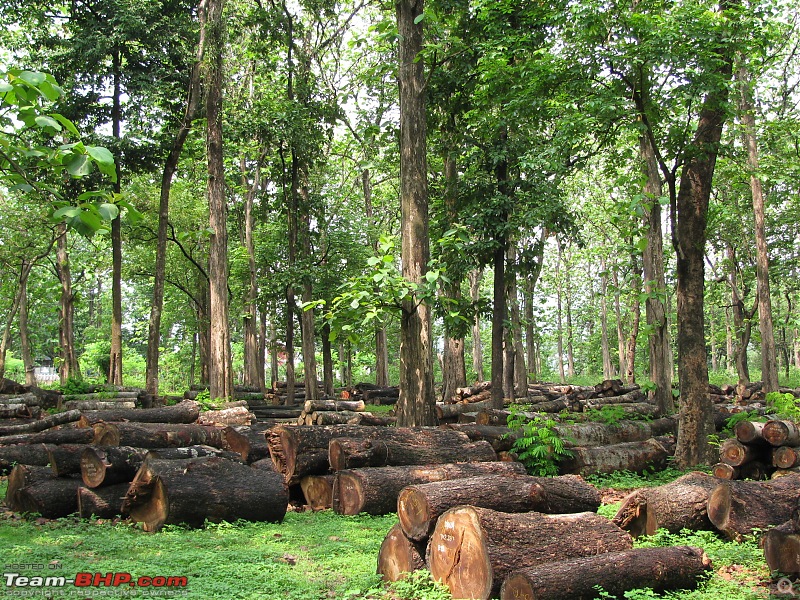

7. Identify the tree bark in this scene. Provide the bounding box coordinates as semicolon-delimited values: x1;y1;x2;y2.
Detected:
556;240;566;383
600;257;615;380
78;400;200;426
763;526;800;577
78;483;130;519
395;0;436;426
18;270;36;386
242;157;261;389
559;437;674;477
108;50;124;387
56;225;80;384
469;269;485;382
328;437;496;471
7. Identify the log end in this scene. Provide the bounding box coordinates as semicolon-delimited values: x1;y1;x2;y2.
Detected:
80;448;107;488
500;572;536;600
128;477;170;532
332;472;363;515
706;484;732;535
763;530;800;577
376;523;425;582
397;486;433;541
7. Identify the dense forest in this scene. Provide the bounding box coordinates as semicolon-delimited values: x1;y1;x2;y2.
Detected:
0;0;798;467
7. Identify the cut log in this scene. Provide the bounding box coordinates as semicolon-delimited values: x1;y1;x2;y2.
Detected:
64;401;136;411
773;446;800;469
47;444;93;477
584;402;661;418
0;404;40;419
250;458;276;471
196;406;256;426
5;464;53;508
397;474;600;541
559;437;674;476
0;444;53;473
300;475;335;510
333;462;527;516
354;413;396;427
5;464;81;517
77;483;130;519
122;455;289;531
711;463;738;480
427;506;633;600
763;420;800;447
719;438;768;467
613;471;722;537
0;410;81;436
328;437;497;471
376;523;426;582
734;420;767;444
558;418;677;448
436;400;493;421
772;468;800;479
77;400;201;426
304;399;365;413
81;446;149;488
523;397;575;413
707;475;800;540
738;460;772;480
92;422;249;459
65;391;140;401
475;409;542;427
314;410;363;425
583;389;645;408
763;526;800;577
500;546;712;600
233;426;271;464
0;427;94;447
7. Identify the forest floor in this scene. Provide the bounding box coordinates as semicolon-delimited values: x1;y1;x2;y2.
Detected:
0;469;790;600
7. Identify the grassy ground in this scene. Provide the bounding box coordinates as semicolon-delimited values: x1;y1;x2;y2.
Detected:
0;471;788;600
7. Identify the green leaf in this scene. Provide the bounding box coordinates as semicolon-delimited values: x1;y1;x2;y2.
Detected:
34;115;61;131
87;145;115;165
52;206;81;220
79;209;105;232
97;203;120;221
19;71;46;86
0;81;12;92
413;13;425;24
64;153;91;177
50;113;80;136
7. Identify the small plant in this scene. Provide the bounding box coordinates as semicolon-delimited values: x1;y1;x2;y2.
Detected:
506;408;572;476
766;392;800;421
723;410;765;435
584;405;652;426
194;389;217;411
60;377;90;396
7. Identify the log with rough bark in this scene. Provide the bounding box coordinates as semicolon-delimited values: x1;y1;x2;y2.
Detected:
267;425;473;484
300;474;335;510
355;413;396;427
437;400;493;421
0;378;27;394
77;483;130;519
475;409;542;427
559;437;674;477
66;391;140;401
772;467;800;479
734;420;767;444
362;387;400;405
332;461;527;516
196;406;256;426
739;460;772;480
64;401;137;411
719;438;769;467
0;427;95;447
77;400;201;426
558;418;677;448
122;456;289;531
427;506;633;600
397;474;601;541
454;381;492;400
233;426;271;464
0;410;81;436
526;397;576;413
328;437;497;471
763;420;800;447
47;444;93;477
92;422;249;458
583;390;645;409
81;446;149;488
500;546;712;600
313;410;363;425
0;444;53;473
0;393;41;406
763;522;800;577
376;523;426;582
304;399;365;413
773;446;800;469
707;474;800;540
0;404;40;419
5;464;81;517
613;471;722;537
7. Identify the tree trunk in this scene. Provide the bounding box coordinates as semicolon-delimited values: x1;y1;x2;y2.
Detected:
269;318;279;389
397;474;600;541
427;506;632;600
469;269;485;382
18;270;36;386
625;251;642;384
395;0;436;426
92;423;248;456
242;158;261;389
728;244;755;385
332;461;526;516
377;523;426;582
258;309;267;391
56;225;80;384
613;266;627;377
556;241;566;383
600;258;615;379
321;324;335;396
673;28;733;467
500;546;712;600
108;50;124;387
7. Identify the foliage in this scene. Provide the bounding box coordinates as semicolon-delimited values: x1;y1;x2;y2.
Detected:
505;409;572;476
766;392;800;422
723;411;767;436
586;467;710;490
585;405;652;426
58;377;91;396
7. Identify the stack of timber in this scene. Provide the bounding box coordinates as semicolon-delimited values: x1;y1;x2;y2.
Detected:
1;378;62;411
62;390;143;411
293;398;395;426
262;380;329;405
711;418;800;481
184;384;265;403
344;383;400;406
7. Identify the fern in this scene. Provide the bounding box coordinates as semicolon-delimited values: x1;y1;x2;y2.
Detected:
506;408;572;477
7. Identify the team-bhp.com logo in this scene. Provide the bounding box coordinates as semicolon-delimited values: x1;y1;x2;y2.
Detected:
4;572;188;589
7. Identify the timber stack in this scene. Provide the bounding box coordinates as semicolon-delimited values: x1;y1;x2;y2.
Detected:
293;398;395;427
711;418;800;481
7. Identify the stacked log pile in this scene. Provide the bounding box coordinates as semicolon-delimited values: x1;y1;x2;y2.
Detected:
711;418;800;481
293;399;395;426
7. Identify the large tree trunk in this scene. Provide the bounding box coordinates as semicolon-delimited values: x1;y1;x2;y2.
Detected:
728;244;756;385
469;269;485;382
427;506;632;600
600;258;615;380
625;250;642;384
395;0;436;426
56;225;80;384
500;546;712;600
556;241;566;383
673;26;733;467
108;51;124;387
205;0;232;402
507;246;527;396
0;265;28;382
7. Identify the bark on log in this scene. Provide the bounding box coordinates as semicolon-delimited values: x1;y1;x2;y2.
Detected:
77;401;201;426
707;475;800;540
397;474;600;541
64;401;136;411
304;399;365;413
437;400;493;421
719;438;769;467
122;455;288;531
328;437;497;471
196;406;256;426
300;475;334;510
77;483;130;519
772;468;800;479
332;461;527;516
427;506;633;600
559;437;674;477
92;423;249;459
314;410;363;425
65;391;140;401
584;402;661;417
233;426;271;464
734;420;767;444
81;446;149;488
739;460;772;480
500;546;712;600
0;427;94;447
613;471;721;537
0;444;53;473
0;404;40;419
376;523;426;582
475;409;541;427
355;413;396;427
526;397;575;413
0;410;81;436
763;525;800;577
773;446;800;469
5;464;81;517
558;418;677;448
763;420;800;447
583;390;645;408
47;444;93;477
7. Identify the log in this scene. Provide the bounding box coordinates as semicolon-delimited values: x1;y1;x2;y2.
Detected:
772;468;800;479
437;400;493;421
77;400;201;426
92;422;249;459
763;420;800;447
734;420;767;444
332;462;527;516
81;446;149;488
377;523;426;582
613;471;722;537
583;389;645;408
314;410;363;425
303;399;365;413
719;438;768;467
397;474;601;541
0;444;53;473
525;397;575;413
711;463;738;480
123;456;289;531
584;402;661;417
250;458;276;471
328;437;497;471
65;391;140;401
475;409;542;427
77;483;130;519
427;506;633;600
47;444;93;477
267;425;472;484
558;418;677;448
0;427;94;447
0;378;27;394
763;526;800;577
5;464;81;517
355;413;396;427
64;401;136;411
0;410;81;436
233;426;271;464
739;460;772;480
0;404;40;419
773;446;800;469
5;464;53;508
500;546;712;600
559;437;674;477
707;475;800;540
300;475;335;510
196;406;256;426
